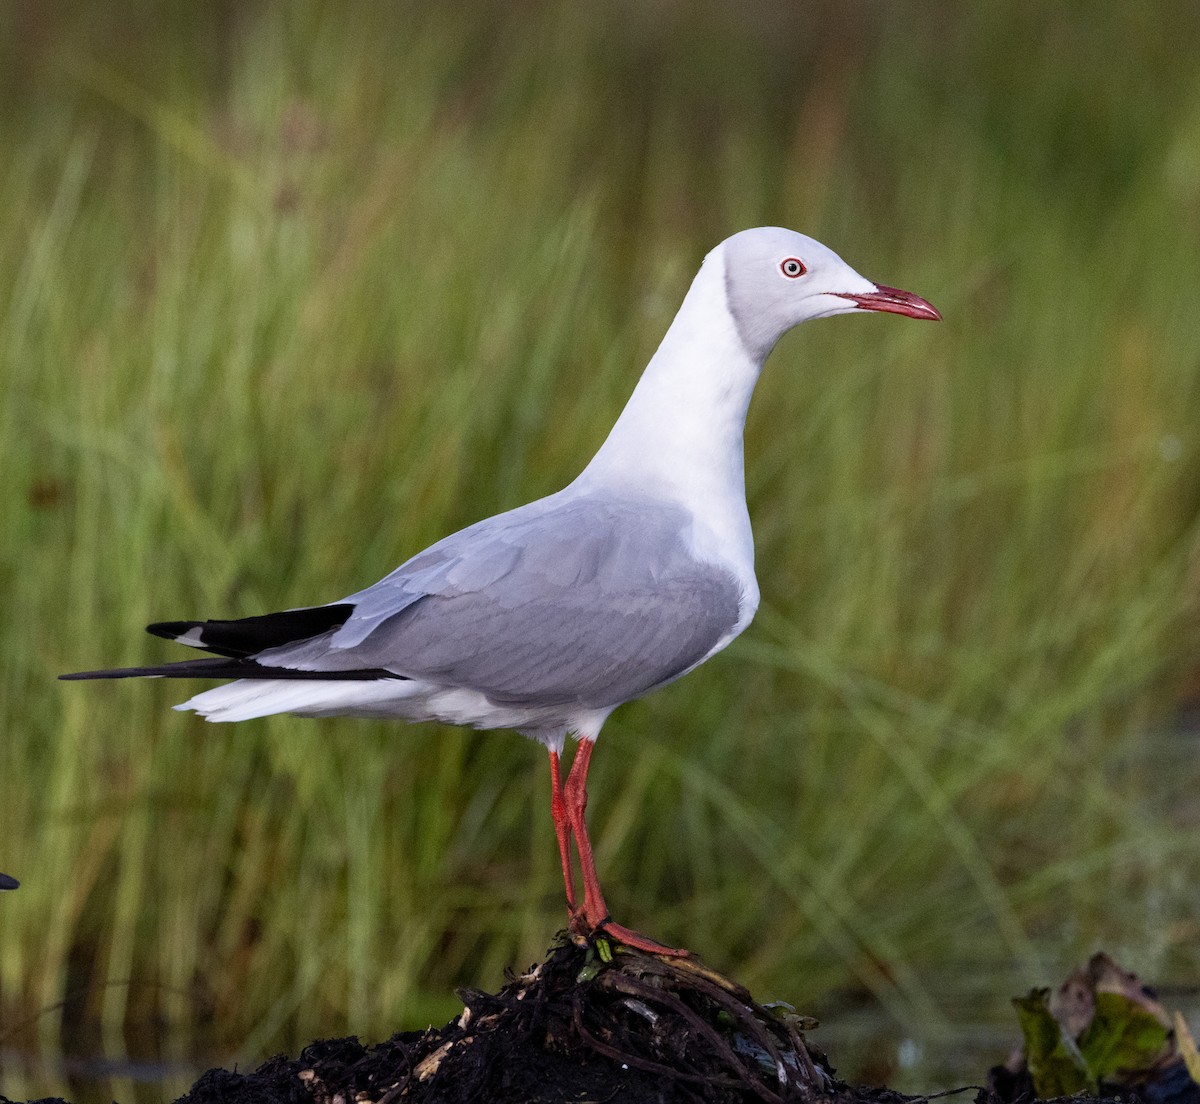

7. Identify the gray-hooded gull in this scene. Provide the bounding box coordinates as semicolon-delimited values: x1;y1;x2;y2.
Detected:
63;227;940;955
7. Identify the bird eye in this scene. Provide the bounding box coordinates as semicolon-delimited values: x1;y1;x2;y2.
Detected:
780;258;807;278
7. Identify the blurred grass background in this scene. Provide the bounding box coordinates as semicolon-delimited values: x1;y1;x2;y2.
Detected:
3;0;1200;1099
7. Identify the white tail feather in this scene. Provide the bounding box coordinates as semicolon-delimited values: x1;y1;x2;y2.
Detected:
177;678;413;722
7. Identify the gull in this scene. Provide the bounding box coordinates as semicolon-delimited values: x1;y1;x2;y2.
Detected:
63;227;939;955
0;874;17;891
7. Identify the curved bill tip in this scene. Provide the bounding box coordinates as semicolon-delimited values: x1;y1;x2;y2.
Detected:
837;284;942;322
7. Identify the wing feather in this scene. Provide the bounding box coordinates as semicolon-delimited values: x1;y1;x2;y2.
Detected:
258;492;745;709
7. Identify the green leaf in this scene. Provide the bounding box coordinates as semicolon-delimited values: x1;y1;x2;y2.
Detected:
1014;988;1091;1097
1079;991;1170;1083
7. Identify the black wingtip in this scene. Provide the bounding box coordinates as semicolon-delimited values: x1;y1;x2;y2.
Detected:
143;605;356;658
147;621;195;641
0;874;19;891
60;667;168;680
60;658;406;681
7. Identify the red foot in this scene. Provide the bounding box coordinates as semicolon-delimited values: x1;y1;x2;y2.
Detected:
595;918;690;957
569;909;689;957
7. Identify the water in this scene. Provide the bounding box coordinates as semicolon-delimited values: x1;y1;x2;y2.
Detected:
1;1045;220;1104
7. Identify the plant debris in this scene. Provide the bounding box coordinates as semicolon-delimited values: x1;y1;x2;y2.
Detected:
988;952;1200;1104
158;946;1200;1104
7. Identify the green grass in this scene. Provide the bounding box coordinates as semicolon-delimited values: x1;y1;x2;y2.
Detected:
3;0;1200;1097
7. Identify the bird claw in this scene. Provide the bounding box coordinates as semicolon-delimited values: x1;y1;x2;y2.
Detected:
596;919;690;958
567;907;689;957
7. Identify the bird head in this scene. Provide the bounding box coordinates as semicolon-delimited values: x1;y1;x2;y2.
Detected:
719;226;941;360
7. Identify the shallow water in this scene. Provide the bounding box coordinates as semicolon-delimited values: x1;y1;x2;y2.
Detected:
1;1046;215;1104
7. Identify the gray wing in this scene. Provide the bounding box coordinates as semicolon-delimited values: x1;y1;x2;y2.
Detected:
258;491;745;709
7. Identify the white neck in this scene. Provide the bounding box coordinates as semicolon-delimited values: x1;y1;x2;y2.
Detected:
569;247;763;584
576;249;763;510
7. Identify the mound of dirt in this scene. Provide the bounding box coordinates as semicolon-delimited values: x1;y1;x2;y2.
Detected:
181;934;844;1104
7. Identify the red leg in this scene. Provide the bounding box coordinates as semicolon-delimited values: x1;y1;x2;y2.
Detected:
562;738;688;957
548;749;576;912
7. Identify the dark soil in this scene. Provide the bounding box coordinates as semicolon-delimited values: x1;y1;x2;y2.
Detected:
181;934;839;1104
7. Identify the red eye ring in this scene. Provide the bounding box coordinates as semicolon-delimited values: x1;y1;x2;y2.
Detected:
780;257;807;278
